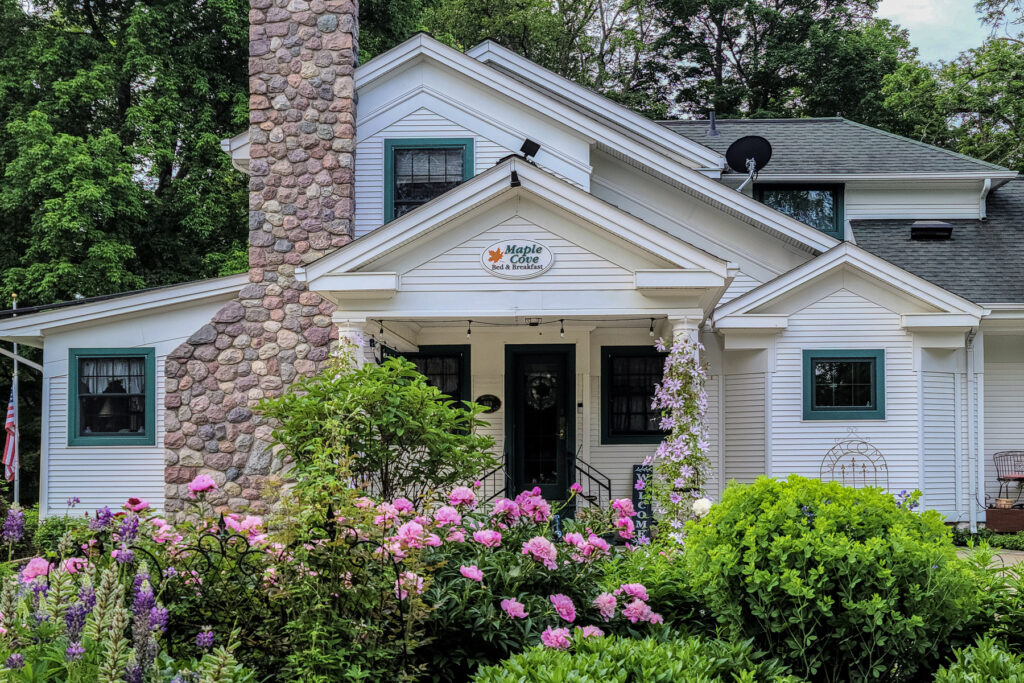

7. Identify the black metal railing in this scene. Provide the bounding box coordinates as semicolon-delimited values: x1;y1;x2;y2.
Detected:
480;462;513;503
574;459;611;510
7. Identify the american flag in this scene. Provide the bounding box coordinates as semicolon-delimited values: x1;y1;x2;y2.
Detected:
3;389;16;482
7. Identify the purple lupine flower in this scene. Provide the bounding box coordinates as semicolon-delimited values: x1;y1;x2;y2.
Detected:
5;654;23;669
65;603;88;640
163;567;178;578
113;545;134;564
2;506;24;544
89;506;114;531
133;584;156;616
65;641;85;662
132;570;150;594
118;514;140;544
196;629;215;649
66;497;80;508
149;606;169;633
78;585;96;611
124;664;143;683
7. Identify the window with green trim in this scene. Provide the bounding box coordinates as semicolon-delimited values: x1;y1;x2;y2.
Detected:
601;346;667;444
803;349;885;420
384;138;474;222
386;345;471;404
755;183;844;238
69;348;156;446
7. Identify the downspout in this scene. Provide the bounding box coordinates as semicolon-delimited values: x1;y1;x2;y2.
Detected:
979;178;992;221
965;328;977;532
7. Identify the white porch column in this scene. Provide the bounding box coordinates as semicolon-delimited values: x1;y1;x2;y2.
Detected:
334;318;376;367
667;313;703;361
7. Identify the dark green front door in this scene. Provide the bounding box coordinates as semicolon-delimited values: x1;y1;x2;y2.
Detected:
505;345;575;500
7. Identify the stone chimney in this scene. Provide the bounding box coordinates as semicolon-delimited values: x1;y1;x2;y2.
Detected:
163;0;357;515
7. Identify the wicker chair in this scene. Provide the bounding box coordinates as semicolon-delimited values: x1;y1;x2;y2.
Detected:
820;439;889;490
993;451;1024;501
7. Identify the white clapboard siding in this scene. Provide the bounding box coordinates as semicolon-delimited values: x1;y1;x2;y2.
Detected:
770;290;918;492
704;375;721;498
355;108;512;237
719;272;761;305
588;383;655;501
984;363;1024;502
845;184;982;221
723;373;766;485
923;371;957;516
402;216;635;291
46;367;166;517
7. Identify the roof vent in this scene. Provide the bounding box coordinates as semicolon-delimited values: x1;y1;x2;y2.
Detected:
910;220;953;241
706;110;721;137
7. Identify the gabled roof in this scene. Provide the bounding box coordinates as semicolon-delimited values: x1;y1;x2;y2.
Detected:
297;156;733;284
0;274;248;347
663;118;1017;179
714;242;985;328
852;180;1024;304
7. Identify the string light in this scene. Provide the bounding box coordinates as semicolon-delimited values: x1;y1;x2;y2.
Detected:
466;320;472;339
559;319;565;338
649;318;655;337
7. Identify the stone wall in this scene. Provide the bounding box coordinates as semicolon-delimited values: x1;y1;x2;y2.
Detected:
162;0;357;515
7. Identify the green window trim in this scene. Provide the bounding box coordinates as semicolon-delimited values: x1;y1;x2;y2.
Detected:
383;138;474;223
754;183;845;239
601;346;668;445
802;349;885;421
68;348;156;447
394;344;472;404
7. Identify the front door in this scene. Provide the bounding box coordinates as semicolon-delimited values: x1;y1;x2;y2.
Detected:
506;345;575;500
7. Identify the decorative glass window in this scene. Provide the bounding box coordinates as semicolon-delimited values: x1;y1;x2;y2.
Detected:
755;184;844;239
601;347;667;444
68;348;156;446
802;349;885;420
389;345;471;404
384;138;474;221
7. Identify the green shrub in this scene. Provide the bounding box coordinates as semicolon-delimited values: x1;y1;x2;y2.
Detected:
952;527;1024;550
684;475;989;682
934;638;1024;682
471;634;801;683
32;513;88;554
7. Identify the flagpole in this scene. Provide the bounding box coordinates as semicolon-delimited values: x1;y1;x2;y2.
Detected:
11;294;18;505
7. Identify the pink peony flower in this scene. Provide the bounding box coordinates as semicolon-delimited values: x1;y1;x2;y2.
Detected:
522;536;558;570
617;583;649;602
472;529;502;548
616;515;635;540
187;474;217;497
392;498;414;513
60;557;88;574
22;557;51;582
433;506;462;527
593;592;617;621
394;571;424;600
586;534;610;556
500;598;528;619
577;625;604;638
395;521;426;549
570;483;583;494
460;565;484;582
540;626;572;649
124;497;150;512
515;490;551;523
446;529;466;543
490;498;520;522
611;499;636;518
622;598;654;623
650;613;664;624
549;593;576;622
564;532;585;547
354;497;374;508
448;486;477;509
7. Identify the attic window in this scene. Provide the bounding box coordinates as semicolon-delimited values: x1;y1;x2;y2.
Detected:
755;184;844;239
384;138;474;222
910;221;953;240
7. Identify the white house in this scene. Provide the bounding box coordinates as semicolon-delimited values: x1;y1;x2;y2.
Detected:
1;25;1022;529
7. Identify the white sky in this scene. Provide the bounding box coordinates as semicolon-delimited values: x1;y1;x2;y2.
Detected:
877;0;990;63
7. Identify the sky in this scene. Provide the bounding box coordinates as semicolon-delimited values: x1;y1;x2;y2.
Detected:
877;0;990;63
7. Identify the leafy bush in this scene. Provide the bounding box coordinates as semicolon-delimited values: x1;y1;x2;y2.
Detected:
684;475;989;682
934;638;1024;682
262;354;497;502
33;514;89;555
471;634;801;683
952;527;1024;551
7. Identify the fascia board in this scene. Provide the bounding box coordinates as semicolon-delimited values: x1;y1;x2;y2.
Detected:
634;270;725;290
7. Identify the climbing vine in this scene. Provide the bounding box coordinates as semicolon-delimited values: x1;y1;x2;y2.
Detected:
645;334;710;543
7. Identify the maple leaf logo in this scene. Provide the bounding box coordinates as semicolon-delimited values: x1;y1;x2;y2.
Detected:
487;248;504;264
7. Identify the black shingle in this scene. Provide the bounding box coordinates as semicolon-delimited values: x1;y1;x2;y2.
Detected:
851;180;1024;303
662;118;1009;175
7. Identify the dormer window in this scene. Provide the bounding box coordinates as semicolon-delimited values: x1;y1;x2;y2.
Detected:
755;183;844;239
384;138;474;222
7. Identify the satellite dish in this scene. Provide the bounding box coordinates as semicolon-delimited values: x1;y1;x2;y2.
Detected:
725;135;772;191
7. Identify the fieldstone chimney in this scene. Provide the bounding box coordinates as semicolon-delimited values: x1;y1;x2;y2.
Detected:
163;0;357;515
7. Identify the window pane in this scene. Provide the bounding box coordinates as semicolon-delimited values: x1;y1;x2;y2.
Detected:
606;352;665;437
408;353;463;401
812;359;874;409
78;357;147;435
393;147;466;218
759;187;837;234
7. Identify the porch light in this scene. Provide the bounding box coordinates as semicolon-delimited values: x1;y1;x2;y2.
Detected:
520;138;541;160
560;320;565;338
510;170;521;187
466;320;472;339
649;318;655;337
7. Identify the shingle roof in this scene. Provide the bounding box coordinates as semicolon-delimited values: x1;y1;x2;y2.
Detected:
850;180;1024;304
660;118;1010;175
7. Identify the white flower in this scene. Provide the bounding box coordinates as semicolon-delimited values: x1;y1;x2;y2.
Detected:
692;497;712;518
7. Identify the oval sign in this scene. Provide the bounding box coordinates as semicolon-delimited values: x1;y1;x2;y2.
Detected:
480;239;554;279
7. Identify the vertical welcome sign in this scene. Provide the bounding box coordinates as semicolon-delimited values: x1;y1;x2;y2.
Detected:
632;464;653;543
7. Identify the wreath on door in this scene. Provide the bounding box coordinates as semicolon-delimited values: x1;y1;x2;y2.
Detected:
526;372;557;411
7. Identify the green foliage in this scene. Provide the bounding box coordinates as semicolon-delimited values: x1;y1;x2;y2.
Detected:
32;515;89;556
934;637;1024;683
471;634;801;683
683;475;990;682
952;527;1024;550
261;355;497;502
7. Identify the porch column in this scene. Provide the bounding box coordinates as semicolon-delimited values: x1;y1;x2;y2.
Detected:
668;314;703;361
334;319;376;367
